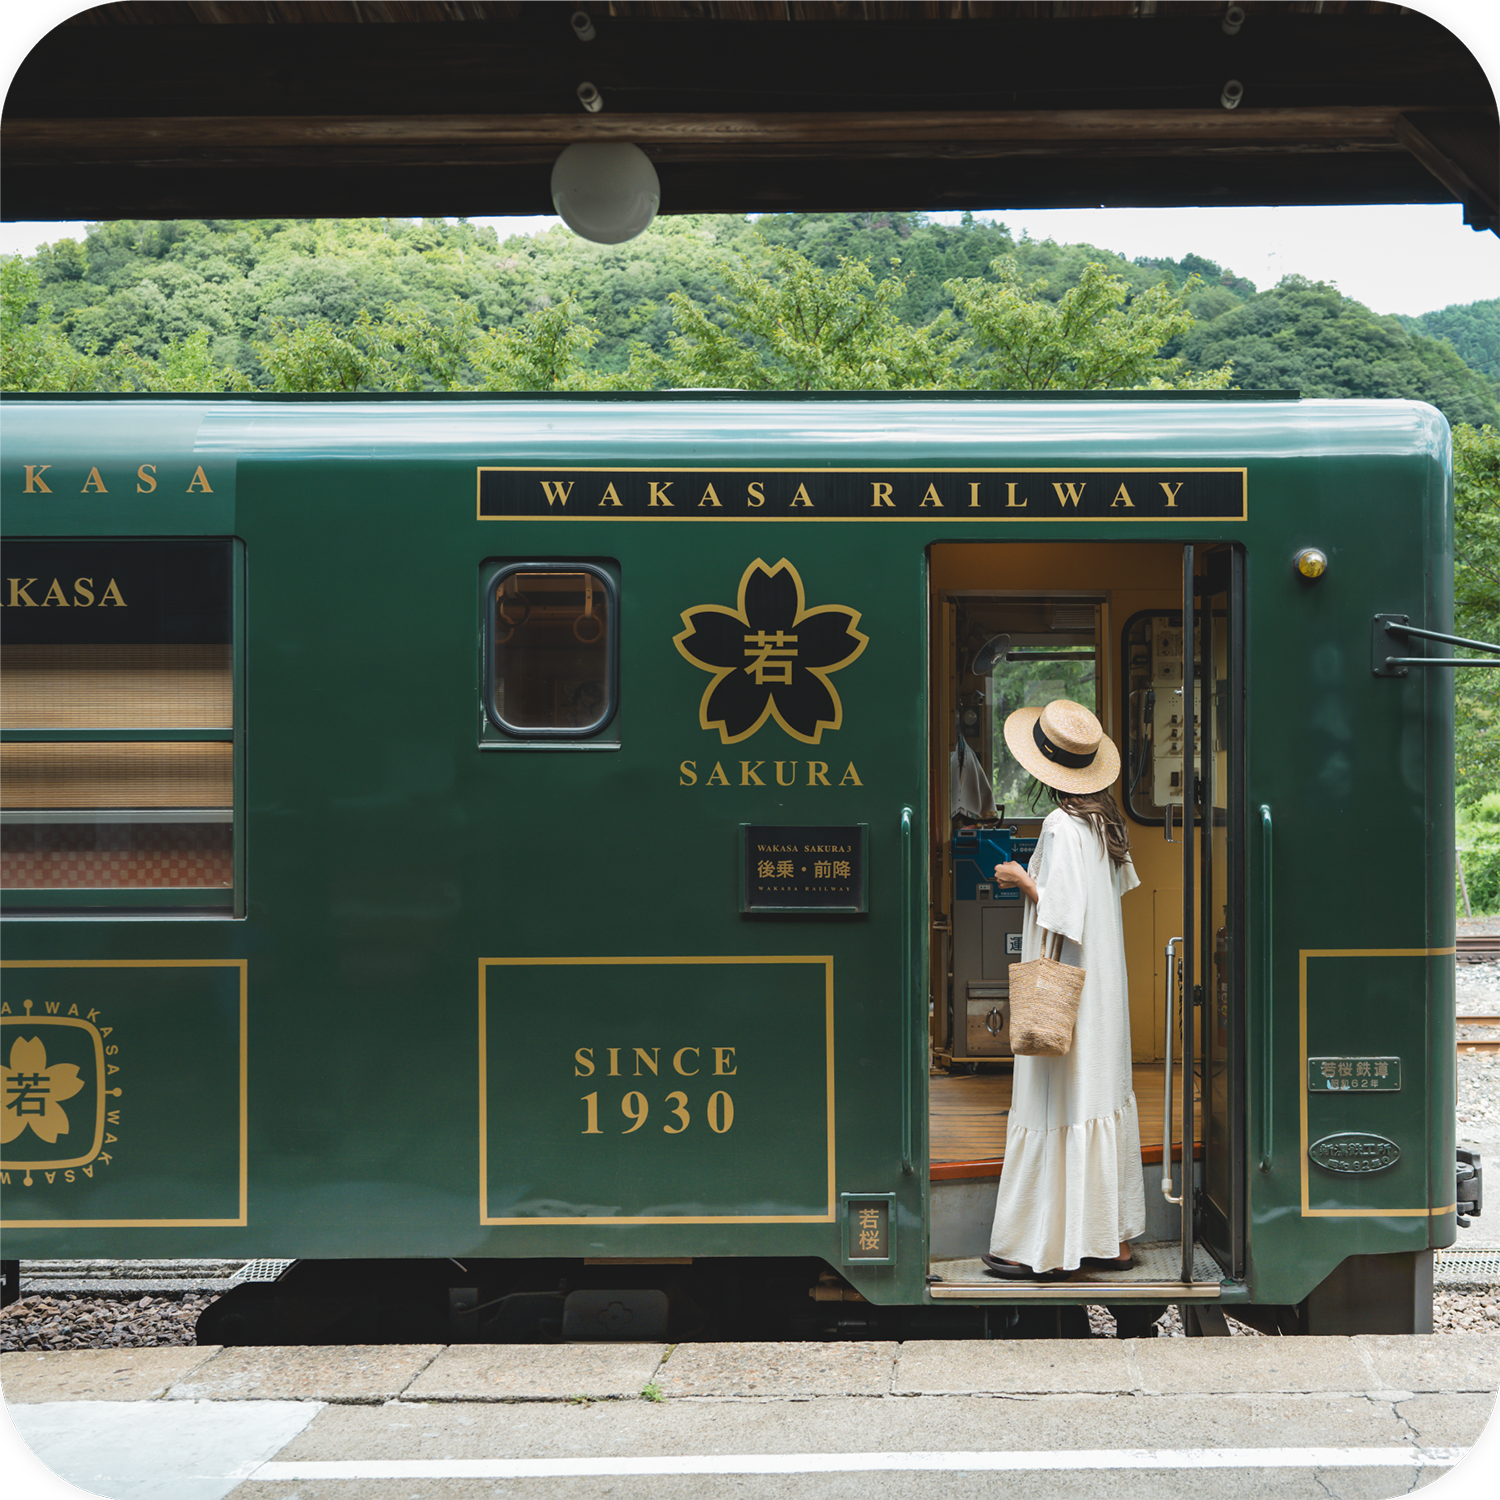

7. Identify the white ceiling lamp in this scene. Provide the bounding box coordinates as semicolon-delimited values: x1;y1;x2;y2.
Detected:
550;142;660;245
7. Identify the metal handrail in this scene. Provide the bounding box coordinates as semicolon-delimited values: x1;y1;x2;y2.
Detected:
900;805;915;1176
1161;935;1184;1206
1259;804;1273;1172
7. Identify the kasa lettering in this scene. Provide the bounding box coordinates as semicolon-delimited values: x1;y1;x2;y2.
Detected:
4;577;126;608
20;464;215;496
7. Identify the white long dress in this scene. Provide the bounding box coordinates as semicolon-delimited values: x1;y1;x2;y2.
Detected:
988;807;1146;1271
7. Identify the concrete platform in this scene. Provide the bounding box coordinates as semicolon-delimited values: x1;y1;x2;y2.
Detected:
4;1336;1499;1500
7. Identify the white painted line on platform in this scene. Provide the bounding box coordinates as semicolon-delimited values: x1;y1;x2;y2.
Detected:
254;1446;1467;1480
9;1399;325;1500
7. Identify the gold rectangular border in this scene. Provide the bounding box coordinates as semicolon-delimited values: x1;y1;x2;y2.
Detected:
0;959;248;1228
478;955;835;1225
1298;947;1455;1219
476;466;1248;523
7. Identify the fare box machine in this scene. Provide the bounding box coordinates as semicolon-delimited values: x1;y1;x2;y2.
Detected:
948;825;1039;1066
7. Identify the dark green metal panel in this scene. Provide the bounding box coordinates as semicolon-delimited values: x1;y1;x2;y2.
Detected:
1;394;1454;1313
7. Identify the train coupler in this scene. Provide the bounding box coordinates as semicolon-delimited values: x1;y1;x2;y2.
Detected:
1457;1145;1483;1227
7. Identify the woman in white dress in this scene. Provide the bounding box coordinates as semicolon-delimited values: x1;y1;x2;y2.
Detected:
983;698;1146;1278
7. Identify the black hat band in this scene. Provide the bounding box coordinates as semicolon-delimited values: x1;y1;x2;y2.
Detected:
1034;718;1098;770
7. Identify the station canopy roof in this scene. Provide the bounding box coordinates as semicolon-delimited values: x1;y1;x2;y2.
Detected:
3;1;1496;233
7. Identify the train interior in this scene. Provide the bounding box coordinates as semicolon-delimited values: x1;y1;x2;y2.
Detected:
925;542;1238;1301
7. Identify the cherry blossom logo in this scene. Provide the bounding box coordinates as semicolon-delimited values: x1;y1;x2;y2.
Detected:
2;1033;84;1146
674;558;868;744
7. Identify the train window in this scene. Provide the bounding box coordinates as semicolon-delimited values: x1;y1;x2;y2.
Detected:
0;539;241;914
482;561;619;743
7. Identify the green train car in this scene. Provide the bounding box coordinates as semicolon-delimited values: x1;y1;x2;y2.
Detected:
0;392;1467;1341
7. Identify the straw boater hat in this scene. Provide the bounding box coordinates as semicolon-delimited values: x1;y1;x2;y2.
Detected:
1003;699;1120;795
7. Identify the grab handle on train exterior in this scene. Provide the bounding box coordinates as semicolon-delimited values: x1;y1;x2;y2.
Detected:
1161;935;1184;1206
901;805;916;1176
1259;804;1274;1173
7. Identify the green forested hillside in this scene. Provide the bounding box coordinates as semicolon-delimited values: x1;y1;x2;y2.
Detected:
3;212;1496;428
1404;299;1500;383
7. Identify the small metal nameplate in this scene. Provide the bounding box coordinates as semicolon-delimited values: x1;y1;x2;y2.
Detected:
1309;1133;1401;1175
1308;1057;1400;1092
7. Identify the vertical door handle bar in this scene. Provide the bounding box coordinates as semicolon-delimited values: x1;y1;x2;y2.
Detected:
1259;804;1273;1172
900;805;915;1176
1161;935;1184;1205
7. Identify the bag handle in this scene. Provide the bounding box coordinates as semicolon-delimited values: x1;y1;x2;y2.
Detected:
1041;928;1064;962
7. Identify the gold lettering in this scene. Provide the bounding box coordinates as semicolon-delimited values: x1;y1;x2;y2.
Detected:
740;760;765;786
540;480;574;507
919;483;943;508
648;481;674;507
8;578;38;607
679;759;698;786
747;481;765;508
706;762;730;786
673;1047;700;1076
1160;481;1184;508
106;1045;118;1056
107;1064;119;1075
574;1047;595;1077
839;762;863;787
73;578;94;606
108;1111;119;1125
1006;482;1027;508
808;762;830;787
81;467;108;493
598;482;622;507
1053;481;1086;508
100;579;126;607
187;466;213;493
633;1047;660;1077
871;482;894;508
45;1172;56;1185
45;1001;60;1014
969;482;982;508
790;483;814;508
23;465;51;493
775;761;797;787
65;1170;75;1183
136;463;157;493
0;1173;8;1186
1111;483;1135;509
41;579;69;607
698;483;722;508
607;1048;621;1077
714;1047;737;1076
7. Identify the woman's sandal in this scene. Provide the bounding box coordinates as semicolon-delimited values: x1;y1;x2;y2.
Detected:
981;1253;1072;1281
1079;1253;1134;1271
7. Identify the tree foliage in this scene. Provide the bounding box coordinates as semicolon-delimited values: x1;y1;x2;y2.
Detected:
1454;423;1500;806
632;242;960;391
945;257;1232;391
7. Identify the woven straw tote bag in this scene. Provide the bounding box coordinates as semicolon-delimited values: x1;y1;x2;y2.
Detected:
1008;930;1086;1056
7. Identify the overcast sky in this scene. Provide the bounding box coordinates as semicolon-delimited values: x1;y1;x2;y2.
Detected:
3;201;1494;319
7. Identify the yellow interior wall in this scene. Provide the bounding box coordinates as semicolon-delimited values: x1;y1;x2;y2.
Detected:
929;542;1192;1062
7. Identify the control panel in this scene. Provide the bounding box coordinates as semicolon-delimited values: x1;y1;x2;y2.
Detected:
1123;611;1202;823
948;826;1038;1062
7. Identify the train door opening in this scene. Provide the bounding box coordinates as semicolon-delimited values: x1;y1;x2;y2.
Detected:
925;542;1243;1298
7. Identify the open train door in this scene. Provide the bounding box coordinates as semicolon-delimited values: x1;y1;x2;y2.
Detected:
1170;544;1246;1284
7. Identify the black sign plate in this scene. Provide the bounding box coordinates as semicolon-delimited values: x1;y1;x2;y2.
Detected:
479;467;1246;522
741;824;867;914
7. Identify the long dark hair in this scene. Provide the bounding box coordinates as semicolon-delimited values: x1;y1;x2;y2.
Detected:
1042;783;1131;868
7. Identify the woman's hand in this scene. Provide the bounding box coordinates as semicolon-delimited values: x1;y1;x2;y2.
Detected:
993;861;1039;904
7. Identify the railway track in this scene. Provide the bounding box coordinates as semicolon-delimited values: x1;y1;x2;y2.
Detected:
1458;1014;1500;1054
1457;935;1500;963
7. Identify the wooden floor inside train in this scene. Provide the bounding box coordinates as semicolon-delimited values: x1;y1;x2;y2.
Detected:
929;1061;1202;1176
